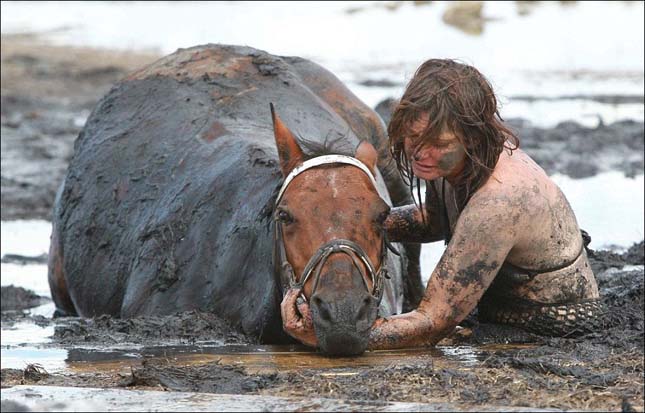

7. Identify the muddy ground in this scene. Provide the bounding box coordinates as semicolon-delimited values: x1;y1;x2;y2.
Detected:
1;34;158;221
1;35;644;411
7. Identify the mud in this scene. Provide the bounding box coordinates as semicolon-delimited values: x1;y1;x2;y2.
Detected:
0;253;48;265
0;34;158;221
588;240;645;273
506;118;644;179
118;359;279;394
52;311;255;347
0;286;49;311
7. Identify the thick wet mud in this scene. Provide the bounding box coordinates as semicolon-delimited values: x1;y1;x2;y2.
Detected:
53;311;255;347
0;34;158;221
1;286;49;311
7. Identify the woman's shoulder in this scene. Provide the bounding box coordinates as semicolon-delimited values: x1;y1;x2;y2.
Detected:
469;150;553;209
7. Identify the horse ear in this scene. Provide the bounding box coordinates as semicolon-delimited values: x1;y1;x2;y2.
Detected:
270;103;305;176
355;140;378;176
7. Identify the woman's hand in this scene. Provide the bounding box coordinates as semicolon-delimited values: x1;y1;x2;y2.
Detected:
369;309;435;350
280;288;317;348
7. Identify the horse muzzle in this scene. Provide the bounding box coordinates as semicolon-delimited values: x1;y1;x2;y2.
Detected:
310;279;378;356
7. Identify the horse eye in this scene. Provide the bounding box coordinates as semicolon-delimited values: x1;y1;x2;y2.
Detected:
276;209;294;224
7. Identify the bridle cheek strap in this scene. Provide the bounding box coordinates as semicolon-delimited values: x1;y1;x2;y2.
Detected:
274;223;391;303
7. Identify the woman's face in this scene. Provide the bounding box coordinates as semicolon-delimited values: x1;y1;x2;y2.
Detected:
404;114;466;181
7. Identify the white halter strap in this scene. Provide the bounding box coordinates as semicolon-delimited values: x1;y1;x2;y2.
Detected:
275;155;377;205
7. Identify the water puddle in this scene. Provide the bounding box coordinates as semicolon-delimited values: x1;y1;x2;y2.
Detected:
3;342;519;376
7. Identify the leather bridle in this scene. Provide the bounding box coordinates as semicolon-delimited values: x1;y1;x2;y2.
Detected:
272;155;399;304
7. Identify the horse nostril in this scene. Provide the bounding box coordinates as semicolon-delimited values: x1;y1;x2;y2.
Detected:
356;296;374;320
312;296;332;323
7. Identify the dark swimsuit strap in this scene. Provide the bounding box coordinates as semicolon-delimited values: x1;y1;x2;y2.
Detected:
501;229;592;277
500;245;585;278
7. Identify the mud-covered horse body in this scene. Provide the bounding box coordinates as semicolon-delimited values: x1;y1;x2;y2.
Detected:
48;44;422;344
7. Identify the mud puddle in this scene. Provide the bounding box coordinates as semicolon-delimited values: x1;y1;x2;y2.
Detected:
29;343;512;375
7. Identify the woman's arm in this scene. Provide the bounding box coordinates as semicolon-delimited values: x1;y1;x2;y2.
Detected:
384;204;444;243
384;179;449;243
369;193;518;349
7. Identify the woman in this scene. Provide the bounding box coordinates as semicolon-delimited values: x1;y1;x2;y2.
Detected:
282;59;603;349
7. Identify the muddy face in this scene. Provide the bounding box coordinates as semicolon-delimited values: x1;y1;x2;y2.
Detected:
404;114;466;181
277;166;389;355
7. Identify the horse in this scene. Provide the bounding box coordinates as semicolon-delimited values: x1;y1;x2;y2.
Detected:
47;44;423;355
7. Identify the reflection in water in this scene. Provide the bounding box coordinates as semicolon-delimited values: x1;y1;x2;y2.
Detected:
61;343;523;375
3;342;520;377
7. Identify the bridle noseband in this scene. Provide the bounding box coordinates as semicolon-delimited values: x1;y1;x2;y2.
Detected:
273;155;399;304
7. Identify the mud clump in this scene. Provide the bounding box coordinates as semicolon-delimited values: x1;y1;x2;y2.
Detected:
588;240;644;273
0;286;48;311
274;361;442;402
1;364;49;388
53;310;255;346
442;1;486;35
119;359;280;394
1;253;48;265
509;118;645;179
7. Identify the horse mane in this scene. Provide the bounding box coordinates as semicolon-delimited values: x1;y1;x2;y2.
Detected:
297;129;355;159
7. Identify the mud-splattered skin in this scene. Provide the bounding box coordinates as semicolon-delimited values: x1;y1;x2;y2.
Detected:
367;120;600;349
47;44;423;347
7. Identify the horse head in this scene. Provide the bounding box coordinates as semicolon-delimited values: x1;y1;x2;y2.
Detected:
271;104;393;356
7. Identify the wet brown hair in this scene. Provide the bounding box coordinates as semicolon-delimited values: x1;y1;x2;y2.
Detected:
388;59;519;211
